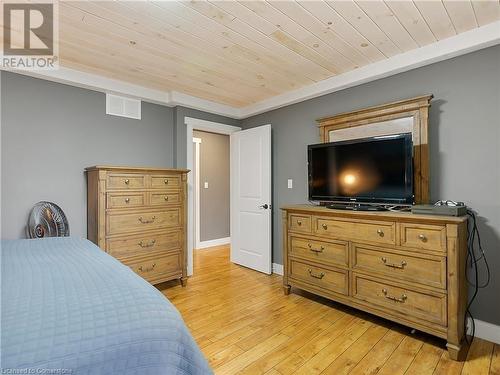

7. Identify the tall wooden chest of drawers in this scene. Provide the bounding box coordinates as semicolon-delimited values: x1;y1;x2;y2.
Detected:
86;166;189;286
282;205;468;360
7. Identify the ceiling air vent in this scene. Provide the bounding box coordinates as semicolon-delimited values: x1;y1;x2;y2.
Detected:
106;94;142;120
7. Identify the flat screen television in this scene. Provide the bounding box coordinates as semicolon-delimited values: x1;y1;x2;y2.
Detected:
308;134;414;205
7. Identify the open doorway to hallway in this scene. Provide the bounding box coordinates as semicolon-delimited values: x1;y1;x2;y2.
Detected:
192;130;230;251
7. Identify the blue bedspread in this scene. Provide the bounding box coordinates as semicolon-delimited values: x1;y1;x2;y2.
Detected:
1;237;212;374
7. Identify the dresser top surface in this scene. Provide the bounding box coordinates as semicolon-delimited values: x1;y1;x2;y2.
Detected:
281;204;467;224
85;165;190;173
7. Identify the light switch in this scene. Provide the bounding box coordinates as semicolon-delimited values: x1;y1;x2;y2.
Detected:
204;182;209;189
287;179;293;189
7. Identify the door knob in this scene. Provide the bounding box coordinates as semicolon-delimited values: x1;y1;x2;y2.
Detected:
259;204;269;209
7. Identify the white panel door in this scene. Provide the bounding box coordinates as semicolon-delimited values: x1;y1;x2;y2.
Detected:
230;125;272;274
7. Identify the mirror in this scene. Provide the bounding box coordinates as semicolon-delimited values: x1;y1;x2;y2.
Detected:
317;95;433;204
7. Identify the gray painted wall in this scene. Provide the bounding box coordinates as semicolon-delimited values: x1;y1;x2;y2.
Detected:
1;71;176;239
193;130;230;242
0;73;240;241
242;45;500;325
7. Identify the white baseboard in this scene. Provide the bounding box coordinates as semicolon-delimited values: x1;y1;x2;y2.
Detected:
272;263;284;276
468;318;500;344
196;237;230;249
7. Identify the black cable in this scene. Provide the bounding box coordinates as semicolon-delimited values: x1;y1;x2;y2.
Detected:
463;209;491;345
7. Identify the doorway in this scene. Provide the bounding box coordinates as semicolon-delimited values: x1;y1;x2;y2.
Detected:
185;117;272;277
185;117;241;276
192;130;231;250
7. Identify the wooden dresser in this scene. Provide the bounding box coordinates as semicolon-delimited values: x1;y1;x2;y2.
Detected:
86;166;189;286
282;205;468;360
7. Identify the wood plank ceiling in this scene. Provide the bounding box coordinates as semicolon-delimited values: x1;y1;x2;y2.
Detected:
11;1;500;107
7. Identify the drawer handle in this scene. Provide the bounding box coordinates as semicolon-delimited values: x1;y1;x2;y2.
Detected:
308;243;324;253
138;263;156;273
138;240;156;248
377;229;384;237
124;198;130;203
308;269;325;279
297;220;302;226
382;288;407;303
381;257;407;269
418;234;428;242
164;179;169;185
124;179;130;185
138;216;156;224
164;196;169;201
322;223;328;230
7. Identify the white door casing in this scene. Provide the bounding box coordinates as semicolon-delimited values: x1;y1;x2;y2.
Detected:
193;137;201;250
230;125;272;274
185;117;241;276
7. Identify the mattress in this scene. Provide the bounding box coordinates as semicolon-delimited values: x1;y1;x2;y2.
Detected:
1;237;212;375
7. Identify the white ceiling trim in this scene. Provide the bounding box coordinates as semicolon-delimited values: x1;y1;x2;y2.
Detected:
170;91;241;118
0;63;241;118
240;20;500;118
1;64;171;106
1;21;499;119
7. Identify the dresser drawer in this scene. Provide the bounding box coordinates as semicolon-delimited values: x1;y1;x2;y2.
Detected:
352;273;447;326
124;253;182;283
107;192;145;209
289;259;348;296
289;214;312;233
107;174;146;190
106;230;182;259
315;217;395;245
107;208;181;235
150;192;181;206
290;236;348;268
352;244;446;289
400;224;447;252
151;175;181;189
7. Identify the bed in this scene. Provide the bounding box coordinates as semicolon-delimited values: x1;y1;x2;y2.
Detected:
1;237;212;374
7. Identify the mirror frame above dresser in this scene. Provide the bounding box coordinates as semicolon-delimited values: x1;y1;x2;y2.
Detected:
86;166;189;287
317;95;433;204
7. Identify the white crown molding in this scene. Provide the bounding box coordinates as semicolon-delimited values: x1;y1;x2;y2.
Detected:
0;64;171;105
239;20;500;118
0;65;241;118
1;21;499;119
0;63;242;118
170;91;241;118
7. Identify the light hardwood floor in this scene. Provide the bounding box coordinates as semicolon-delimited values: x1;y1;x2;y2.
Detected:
157;245;499;375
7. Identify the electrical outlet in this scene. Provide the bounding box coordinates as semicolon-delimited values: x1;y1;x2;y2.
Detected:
287;179;293;189
204;182;209;189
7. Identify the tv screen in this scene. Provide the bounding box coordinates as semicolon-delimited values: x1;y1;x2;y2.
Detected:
308;134;413;204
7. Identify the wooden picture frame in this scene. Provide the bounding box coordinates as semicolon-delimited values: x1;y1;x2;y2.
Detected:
316;95;433;204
